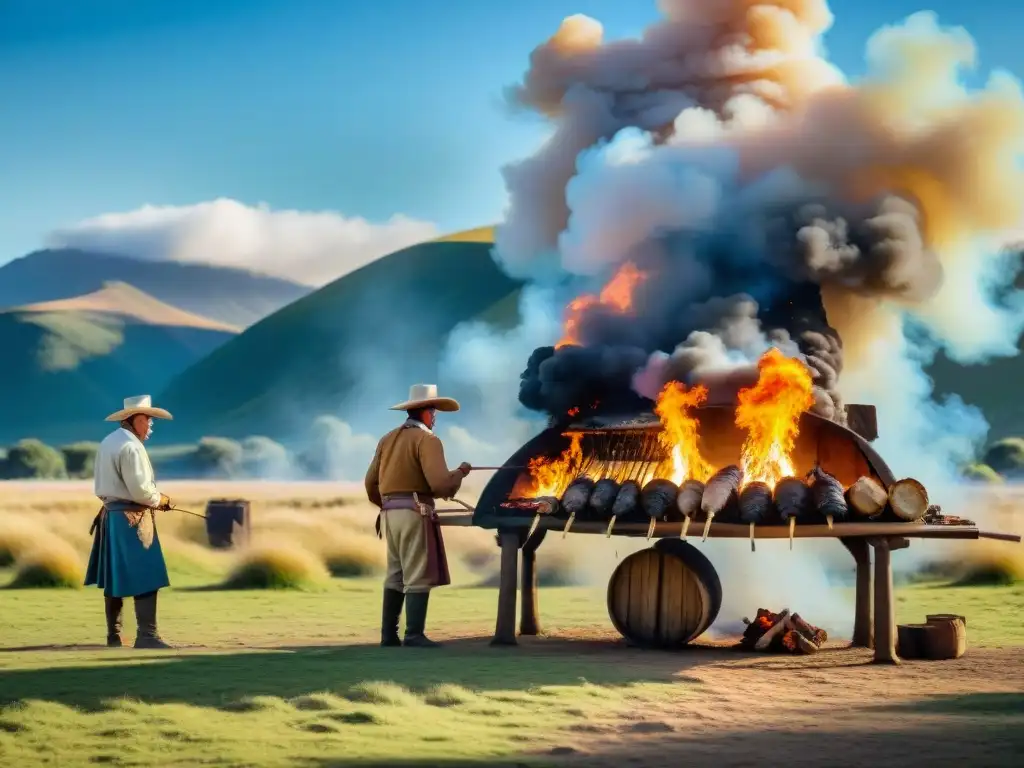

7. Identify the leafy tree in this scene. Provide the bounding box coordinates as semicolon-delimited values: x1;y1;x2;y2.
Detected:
0;439;67;479
983;438;1024;478
960;463;1003;484
61;442;100;479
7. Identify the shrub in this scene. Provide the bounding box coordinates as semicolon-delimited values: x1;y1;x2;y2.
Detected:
320;535;386;577
220;543;329;590
7;538;84;589
192;437;243;478
960;463;1003;484
983;438;1024;477
61;442;100;479
0;517;48;568
0;439;67;480
953;545;1024;586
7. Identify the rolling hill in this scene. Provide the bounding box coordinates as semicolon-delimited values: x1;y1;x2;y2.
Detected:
0;249;311;328
0;282;239;444
156;227;516;441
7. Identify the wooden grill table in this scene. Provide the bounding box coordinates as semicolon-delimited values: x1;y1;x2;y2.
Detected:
436;512;1020;665
441;405;1022;664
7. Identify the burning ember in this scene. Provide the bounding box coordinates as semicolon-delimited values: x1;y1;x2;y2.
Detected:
556;261;647;348
735;348;815;490
741;608;828;655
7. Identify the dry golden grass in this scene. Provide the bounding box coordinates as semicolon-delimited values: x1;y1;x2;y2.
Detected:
8;535;84;589
221;542;331;590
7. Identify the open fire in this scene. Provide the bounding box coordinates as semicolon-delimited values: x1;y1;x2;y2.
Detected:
500;346;950;543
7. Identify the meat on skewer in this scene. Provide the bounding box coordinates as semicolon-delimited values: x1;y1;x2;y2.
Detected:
675;479;704;540
700;465;744;541
559;477;594;537
585;478;620;536
809;466;848;529
738;481;772;552
641;478;679;540
773;476;811;550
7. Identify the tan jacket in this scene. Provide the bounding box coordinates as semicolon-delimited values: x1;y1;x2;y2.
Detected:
365;421;465;506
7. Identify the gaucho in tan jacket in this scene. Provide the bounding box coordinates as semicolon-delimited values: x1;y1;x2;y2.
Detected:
365;384;471;648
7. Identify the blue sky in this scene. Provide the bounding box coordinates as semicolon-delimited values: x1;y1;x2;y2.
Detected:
1;0;1020;266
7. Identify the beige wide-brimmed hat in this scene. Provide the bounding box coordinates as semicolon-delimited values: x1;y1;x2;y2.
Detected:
388;384;460;412
105;395;174;422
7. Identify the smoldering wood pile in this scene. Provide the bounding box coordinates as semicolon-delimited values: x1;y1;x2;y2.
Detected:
740;608;828;655
499;462;942;543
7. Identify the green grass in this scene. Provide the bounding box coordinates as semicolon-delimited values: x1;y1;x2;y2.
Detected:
1;551;1023;767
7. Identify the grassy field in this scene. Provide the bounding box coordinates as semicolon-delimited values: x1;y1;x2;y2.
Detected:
1;480;1023;767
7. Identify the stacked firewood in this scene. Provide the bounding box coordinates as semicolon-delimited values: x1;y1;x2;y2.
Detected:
499;466;938;543
740;608;828;655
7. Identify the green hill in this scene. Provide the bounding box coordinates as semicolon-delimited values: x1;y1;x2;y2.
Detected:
0;283;237;444
156;228;519;441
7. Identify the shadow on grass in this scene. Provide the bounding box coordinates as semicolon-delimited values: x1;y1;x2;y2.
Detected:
0;636;708;713
872;692;1024;716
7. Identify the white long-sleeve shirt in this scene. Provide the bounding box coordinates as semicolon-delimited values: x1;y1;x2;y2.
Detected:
94;427;162;508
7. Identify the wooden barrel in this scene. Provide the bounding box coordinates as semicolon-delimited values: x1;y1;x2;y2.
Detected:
606;541;722;649
926;613;967;626
925;616;967;660
204;498;251;549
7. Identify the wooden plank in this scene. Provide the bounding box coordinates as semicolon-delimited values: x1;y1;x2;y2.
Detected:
871;538;899;664
519;547;540;636
491;530;519;646
445;517;989;541
628;550;651;644
840;537;873;649
659;553;682;645
639;550;661;641
845;404;879;441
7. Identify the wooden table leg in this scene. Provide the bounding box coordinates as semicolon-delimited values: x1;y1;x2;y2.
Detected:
519;528;546;636
492;530;520;646
840;537;873;648
868;537;908;664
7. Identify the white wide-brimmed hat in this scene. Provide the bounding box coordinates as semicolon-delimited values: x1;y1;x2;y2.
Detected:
105;395;174;422
388;384;460;412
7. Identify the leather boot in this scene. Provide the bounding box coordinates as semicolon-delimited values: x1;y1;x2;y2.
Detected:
105;595;124;647
133;591;172;649
380;588;405;647
403;591;440;648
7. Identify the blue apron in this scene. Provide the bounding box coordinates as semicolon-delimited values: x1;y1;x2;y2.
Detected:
84;499;170;598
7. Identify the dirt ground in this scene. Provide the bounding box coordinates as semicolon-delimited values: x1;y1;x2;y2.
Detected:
451;631;1024;768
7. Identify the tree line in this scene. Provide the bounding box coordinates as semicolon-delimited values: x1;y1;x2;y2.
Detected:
0;416;376;481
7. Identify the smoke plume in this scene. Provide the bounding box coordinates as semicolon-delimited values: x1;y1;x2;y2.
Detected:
434;3;1024;626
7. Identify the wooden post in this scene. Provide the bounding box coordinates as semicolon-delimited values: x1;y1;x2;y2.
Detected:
492;529;520;646
840;537;873;648
519;528;546;636
868;536;909;664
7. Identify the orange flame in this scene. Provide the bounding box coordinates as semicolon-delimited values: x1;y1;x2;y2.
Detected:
511;433;584;499
654;381;715;484
735;348;815;489
556;262;646;348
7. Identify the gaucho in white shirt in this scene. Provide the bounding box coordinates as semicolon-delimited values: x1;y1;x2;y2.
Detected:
84;395;175;649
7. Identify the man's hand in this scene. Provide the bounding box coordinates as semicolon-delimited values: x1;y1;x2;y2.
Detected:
158;494;172;510
458;462;472;476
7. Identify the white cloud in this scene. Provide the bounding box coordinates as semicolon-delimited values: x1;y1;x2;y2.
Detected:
46;198;440;286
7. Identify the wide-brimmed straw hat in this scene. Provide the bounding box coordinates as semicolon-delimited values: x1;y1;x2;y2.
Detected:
389;384;460;413
105;395;174;422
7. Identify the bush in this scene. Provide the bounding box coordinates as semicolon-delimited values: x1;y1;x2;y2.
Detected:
0;439;67;480
320;535;385;577
0;517;48;568
192;436;243;478
240;436;292;479
7;538;84;589
61;442;100;479
953;546;1024;586
220;543;329;590
983;438;1024;477
960;463;1004;484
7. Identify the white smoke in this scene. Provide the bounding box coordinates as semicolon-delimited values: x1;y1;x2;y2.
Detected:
47;198;439;286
